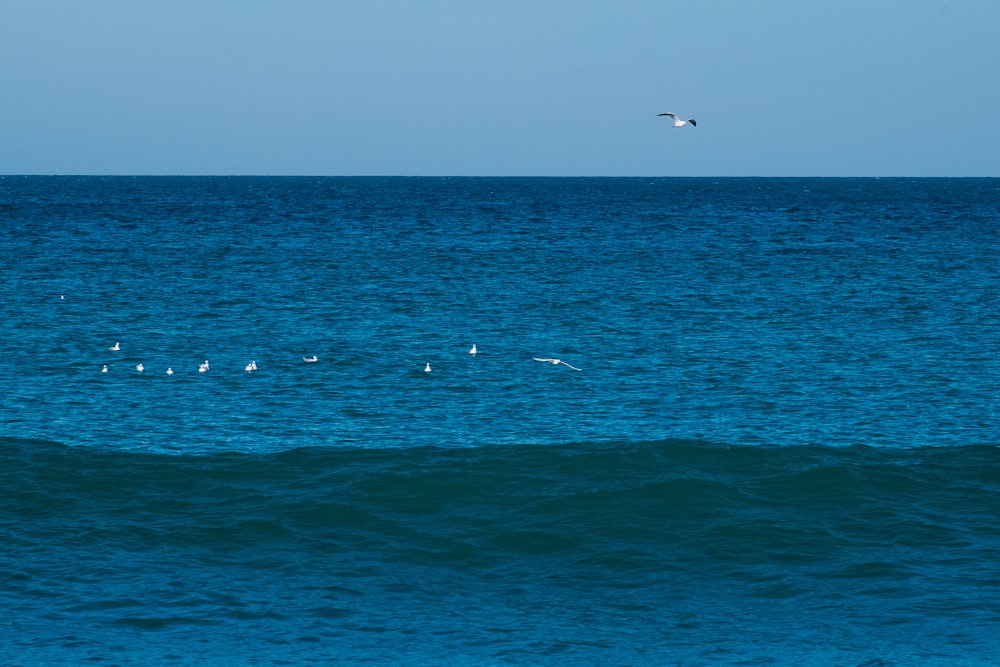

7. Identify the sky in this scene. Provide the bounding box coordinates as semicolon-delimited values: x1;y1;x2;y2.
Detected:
2;0;998;177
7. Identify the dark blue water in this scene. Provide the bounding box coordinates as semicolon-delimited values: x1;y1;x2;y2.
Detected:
2;177;999;664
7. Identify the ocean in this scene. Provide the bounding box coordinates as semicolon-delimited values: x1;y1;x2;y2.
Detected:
2;176;999;664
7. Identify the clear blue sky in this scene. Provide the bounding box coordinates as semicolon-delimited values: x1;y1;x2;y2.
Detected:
2;1;997;176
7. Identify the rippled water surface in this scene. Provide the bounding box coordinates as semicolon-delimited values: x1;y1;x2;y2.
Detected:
2;177;999;664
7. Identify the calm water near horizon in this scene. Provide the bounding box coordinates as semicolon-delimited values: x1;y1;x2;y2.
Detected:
2;176;999;664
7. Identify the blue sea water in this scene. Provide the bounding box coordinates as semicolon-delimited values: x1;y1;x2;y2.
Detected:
2;176;999;664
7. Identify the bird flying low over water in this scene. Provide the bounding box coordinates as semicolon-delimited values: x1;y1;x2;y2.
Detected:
657;112;696;127
109;342;120;351
533;357;581;371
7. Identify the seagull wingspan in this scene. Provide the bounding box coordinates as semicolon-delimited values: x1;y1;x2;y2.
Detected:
657;112;696;127
533;357;581;370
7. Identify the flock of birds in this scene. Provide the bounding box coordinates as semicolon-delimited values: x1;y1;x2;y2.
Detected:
99;342;582;375
75;106;695;379
79;110;690;374
71;109;691;370
64;112;703;379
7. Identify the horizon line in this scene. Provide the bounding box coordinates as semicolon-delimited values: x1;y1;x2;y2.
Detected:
3;174;998;179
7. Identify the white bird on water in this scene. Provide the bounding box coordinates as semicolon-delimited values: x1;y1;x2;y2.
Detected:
109;342;120;351
657;112;697;128
166;367;173;375
303;355;318;363
533;357;581;371
245;360;257;372
136;363;144;373
469;344;477;356
198;360;209;373
424;363;432;372
101;365;108;373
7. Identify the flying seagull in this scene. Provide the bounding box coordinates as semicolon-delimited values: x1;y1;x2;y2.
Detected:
657;112;696;128
533;357;581;371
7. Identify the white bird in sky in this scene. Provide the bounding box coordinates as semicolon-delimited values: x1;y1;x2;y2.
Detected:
657;112;697;128
109;342;120;351
303;355;318;363
533;357;581;371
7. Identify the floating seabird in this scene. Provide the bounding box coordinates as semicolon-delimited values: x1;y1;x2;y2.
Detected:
166;367;173;375
109;342;120;351
424;363;432;372
101;365;108;373
533;357;581;371
136;363;144;373
303;356;318;363
245;360;257;372
469;344;477;356
657;112;697;127
198;360;209;372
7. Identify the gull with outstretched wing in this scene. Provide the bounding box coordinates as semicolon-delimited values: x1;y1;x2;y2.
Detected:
533;357;581;371
657;112;696;127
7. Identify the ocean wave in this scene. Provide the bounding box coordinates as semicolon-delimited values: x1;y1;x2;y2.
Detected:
5;435;1000;662
5;436;998;545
